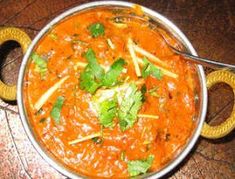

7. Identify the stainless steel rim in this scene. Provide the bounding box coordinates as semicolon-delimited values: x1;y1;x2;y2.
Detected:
17;1;208;178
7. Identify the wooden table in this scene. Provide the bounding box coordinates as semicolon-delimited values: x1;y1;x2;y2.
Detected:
0;0;234;178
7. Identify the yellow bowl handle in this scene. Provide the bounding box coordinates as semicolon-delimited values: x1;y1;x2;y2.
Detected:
201;70;235;139
0;27;31;101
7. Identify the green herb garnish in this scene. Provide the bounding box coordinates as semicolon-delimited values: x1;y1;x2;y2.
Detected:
84;48;105;80
48;32;58;41
80;49;126;94
31;52;47;79
79;48;105;94
39;118;46;123
142;57;162;80
140;84;147;102
127;155;154;177
50;96;65;123
118;84;143;131
35;108;44;115
98;99;118;128
91;137;103;144
88;23;105;37
102;58;126;87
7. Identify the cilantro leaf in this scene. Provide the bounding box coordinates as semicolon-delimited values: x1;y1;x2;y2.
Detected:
128;155;154;177
88;23;105;37
84;48;105;80
80;67;102;94
118;84;143;131
140;84;147;102
142;57;162;80
98;99;117;128
79;48;105;94
50;96;65;123
102;58;126;87
31;52;47;79
79;49;126;94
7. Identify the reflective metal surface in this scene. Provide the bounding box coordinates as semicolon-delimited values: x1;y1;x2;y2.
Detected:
169;46;235;70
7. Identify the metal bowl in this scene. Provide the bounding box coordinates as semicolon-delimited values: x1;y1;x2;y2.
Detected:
17;1;207;178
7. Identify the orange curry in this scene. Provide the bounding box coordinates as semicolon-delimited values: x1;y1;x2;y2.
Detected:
24;7;198;178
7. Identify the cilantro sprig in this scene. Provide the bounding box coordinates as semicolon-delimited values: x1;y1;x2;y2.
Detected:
31;52;47;79
79;48;126;94
98;99;118;128
128;155;155;177
118;84;143;131
88;23;105;37
84;48;105;80
102;58;126;87
93;83;143;130
79;49;105;94
80;49;144;131
142;57;162;80
50;96;65;124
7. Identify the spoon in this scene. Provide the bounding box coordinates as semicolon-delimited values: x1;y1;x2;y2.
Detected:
159;35;235;70
113;15;235;70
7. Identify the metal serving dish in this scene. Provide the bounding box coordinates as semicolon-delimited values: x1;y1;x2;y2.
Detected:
0;1;234;178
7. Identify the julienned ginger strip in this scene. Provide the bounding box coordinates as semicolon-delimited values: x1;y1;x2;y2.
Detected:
137;114;159;119
69;132;102;145
34;76;69;111
127;38;142;77
132;43;168;67
137;57;178;79
134;47;178;79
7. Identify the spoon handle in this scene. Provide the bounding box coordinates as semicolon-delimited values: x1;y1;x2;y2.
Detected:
171;47;235;70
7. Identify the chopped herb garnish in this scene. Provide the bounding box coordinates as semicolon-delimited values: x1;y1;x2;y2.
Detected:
84;48;105;80
35;108;44;115
80;68;103;94
79;49;126;94
79;48;105;94
102;58;126;87
98;99;117;128
142;57;162;80
88;23;105;37
127;155;154;177
140;84;147;102
39;118;46;123
118;84;143;131
31;52;47;79
50;96;65;124
48;32;58;41
91;137;103;144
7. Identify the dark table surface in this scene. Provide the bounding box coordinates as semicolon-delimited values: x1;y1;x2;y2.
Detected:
0;0;234;178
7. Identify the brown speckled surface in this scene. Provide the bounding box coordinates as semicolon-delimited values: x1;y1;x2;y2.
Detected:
0;0;234;178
